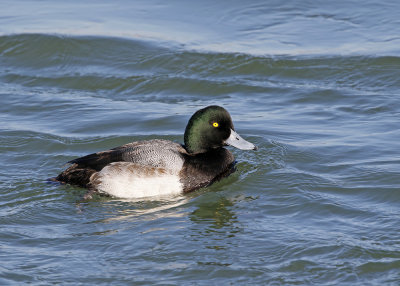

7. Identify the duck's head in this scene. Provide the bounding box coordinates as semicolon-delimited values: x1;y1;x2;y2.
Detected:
184;105;257;154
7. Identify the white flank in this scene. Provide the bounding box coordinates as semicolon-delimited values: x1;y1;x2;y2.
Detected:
90;162;183;199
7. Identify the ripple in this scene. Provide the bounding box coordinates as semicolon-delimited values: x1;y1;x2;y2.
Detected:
1;12;400;284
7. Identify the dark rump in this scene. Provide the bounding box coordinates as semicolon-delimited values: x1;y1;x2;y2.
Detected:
55;164;97;188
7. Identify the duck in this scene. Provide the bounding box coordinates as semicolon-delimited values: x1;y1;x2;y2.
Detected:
55;105;257;199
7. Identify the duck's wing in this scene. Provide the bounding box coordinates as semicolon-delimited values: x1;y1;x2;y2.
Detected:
68;147;122;171
56;139;186;188
69;139;186;171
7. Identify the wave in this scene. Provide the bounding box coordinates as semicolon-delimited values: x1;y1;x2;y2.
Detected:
1;33;400;97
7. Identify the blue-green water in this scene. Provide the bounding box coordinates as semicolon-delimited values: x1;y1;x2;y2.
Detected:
1;1;400;285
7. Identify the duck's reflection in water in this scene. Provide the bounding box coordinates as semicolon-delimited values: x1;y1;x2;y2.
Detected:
189;195;244;255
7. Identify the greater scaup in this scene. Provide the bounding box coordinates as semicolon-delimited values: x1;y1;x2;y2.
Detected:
55;105;257;199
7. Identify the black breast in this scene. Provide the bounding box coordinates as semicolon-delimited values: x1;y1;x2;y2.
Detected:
179;148;235;193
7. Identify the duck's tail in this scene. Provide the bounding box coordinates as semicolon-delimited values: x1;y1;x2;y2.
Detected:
54;163;97;188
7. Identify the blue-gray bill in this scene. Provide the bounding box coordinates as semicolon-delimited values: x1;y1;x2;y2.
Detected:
225;129;257;150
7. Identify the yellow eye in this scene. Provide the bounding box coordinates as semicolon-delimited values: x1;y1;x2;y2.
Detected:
213;122;219;128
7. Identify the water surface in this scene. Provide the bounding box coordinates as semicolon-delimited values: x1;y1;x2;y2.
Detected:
1;1;399;285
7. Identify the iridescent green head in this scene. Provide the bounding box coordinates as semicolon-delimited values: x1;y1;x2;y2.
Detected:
184;105;257;154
